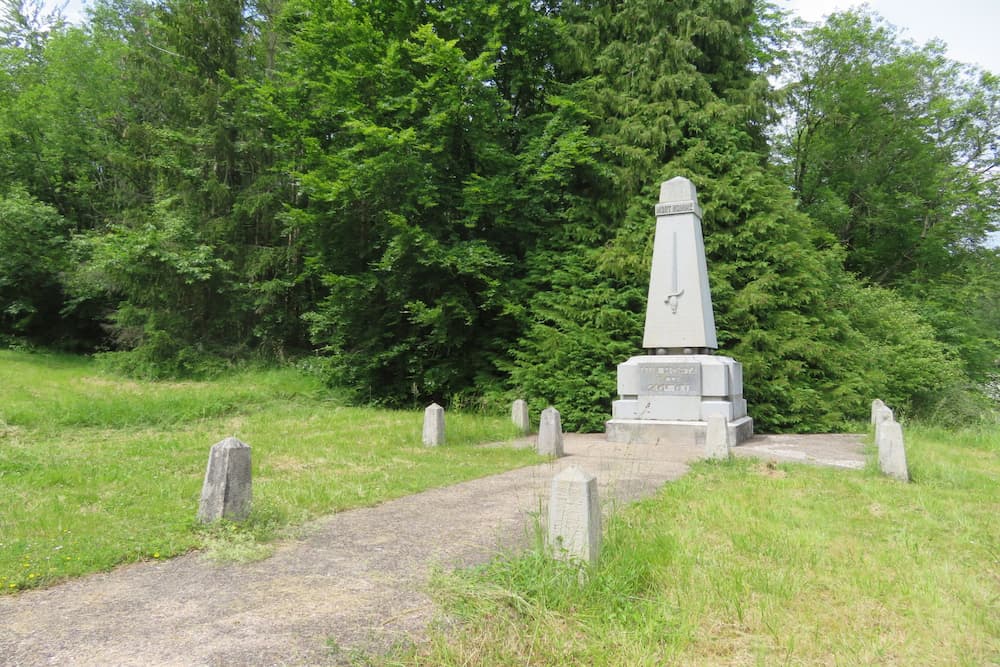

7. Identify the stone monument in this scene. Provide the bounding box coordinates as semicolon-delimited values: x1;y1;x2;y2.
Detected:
606;177;753;445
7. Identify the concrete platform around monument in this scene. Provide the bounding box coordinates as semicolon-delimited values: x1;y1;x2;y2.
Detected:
605;415;754;446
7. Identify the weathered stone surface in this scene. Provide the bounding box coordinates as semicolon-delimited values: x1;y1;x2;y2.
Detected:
511;399;530;434
422;403;445;447
704;414;731;460
870;399;886;424
537;407;564;457
548;466;601;565
873;403;894;425
197;437;252;523
608;353;753;445
612;355;748;419
605;416;753;447
643;176;717;351
876;420;910;482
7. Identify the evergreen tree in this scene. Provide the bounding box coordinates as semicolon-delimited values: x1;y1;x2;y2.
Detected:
281;0;597;402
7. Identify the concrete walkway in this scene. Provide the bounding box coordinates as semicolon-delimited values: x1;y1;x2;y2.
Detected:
0;433;866;666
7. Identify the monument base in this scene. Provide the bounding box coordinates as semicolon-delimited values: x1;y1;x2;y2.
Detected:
605;354;753;446
605;416;754;446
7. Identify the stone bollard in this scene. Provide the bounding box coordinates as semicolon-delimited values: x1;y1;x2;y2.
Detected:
197;437;252;523
422;403;445;447
704;414;731;460
511;399;530;434
876;419;910;482
548;466;601;565
537;406;564;457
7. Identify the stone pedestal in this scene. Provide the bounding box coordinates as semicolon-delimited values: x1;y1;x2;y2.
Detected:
605;354;753;445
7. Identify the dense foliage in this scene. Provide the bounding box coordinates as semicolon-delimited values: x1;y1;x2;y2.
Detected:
0;0;996;429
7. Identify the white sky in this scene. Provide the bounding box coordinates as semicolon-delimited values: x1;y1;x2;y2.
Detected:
781;0;1000;73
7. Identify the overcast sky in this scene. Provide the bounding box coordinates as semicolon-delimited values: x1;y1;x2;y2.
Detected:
780;0;1000;73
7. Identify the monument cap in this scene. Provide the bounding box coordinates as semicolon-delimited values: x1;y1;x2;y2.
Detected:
659;176;698;204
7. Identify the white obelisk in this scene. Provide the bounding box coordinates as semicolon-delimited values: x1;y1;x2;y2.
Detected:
643;177;717;352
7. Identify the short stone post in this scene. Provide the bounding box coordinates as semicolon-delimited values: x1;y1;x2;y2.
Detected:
704;414;731;460
537;406;564;457
548;466;601;565
197;437;252;523
422;403;445;447
511;399;530;434
876;419;910;482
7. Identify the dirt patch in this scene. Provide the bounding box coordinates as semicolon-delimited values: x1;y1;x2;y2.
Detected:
754;461;788;478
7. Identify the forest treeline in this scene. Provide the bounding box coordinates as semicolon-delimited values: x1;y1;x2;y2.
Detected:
1;0;997;431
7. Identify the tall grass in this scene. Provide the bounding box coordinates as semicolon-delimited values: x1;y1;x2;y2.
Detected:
0;350;539;593
416;424;1000;665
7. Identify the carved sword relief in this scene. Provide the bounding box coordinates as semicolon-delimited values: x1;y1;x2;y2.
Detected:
664;230;684;314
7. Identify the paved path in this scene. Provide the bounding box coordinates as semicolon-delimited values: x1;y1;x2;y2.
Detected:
0;433;865;666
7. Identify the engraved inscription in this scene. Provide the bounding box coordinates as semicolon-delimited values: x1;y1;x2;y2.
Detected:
639;364;702;395
655;201;695;217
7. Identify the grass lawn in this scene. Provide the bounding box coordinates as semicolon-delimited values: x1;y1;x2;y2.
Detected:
0;350;540;593
416;424;1000;665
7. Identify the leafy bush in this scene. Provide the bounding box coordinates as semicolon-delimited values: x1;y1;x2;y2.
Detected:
835;282;967;419
0;187;72;338
69;197;233;376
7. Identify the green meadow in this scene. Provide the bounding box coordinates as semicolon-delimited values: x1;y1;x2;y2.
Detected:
415;425;1000;666
0;350;538;592
3;350;997;664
